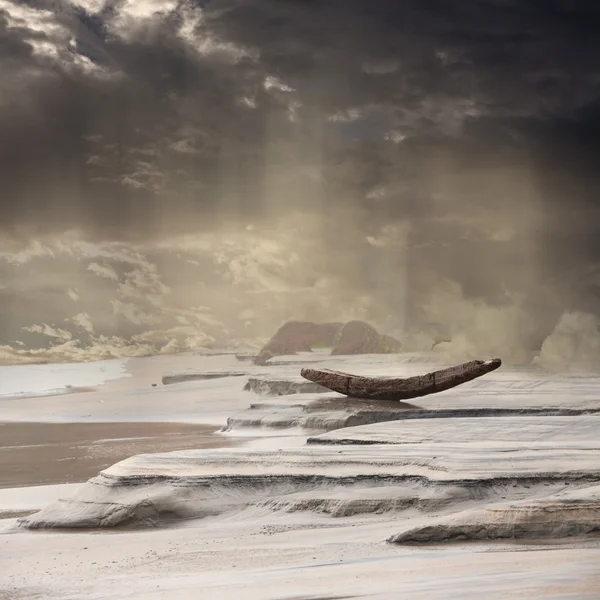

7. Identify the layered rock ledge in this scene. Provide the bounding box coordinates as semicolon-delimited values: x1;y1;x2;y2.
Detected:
19;413;600;535
162;371;247;385
388;485;600;544
15;358;600;546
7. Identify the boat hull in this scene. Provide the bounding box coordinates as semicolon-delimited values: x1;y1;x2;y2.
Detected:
300;359;502;401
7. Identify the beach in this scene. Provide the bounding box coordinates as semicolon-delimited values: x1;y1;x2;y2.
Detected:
1;351;600;600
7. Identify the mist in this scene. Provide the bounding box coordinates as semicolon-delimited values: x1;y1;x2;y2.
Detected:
1;0;600;369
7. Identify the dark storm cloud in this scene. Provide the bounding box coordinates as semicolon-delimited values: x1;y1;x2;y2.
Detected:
2;0;600;321
0;0;277;237
192;0;600;247
1;1;599;217
208;0;600;114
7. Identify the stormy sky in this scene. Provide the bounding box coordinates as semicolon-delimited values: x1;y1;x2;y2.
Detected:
1;0;600;365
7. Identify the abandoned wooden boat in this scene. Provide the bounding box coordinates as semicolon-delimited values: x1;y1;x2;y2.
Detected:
300;358;502;401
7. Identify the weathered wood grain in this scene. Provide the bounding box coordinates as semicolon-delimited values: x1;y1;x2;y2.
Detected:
300;358;502;401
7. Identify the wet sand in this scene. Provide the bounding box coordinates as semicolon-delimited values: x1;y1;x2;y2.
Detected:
0;422;234;489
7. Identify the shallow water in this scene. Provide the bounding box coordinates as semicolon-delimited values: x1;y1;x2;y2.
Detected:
0;421;234;488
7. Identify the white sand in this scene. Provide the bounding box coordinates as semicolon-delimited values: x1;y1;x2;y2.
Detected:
0;484;81;516
2;352;600;599
3;510;600;599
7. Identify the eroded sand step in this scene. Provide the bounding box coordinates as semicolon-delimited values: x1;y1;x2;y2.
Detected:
308;414;600;445
226;394;600;434
18;425;600;531
243;377;329;396
162;371;248;385
388;484;600;545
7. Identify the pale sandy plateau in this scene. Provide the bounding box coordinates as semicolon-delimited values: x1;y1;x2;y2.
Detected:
2;351;600;599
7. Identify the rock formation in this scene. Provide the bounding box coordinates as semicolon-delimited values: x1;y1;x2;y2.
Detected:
331;320;402;355
15;361;600;546
243;377;329;396
254;320;401;365
18;413;600;532
388;488;600;544
254;321;343;365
